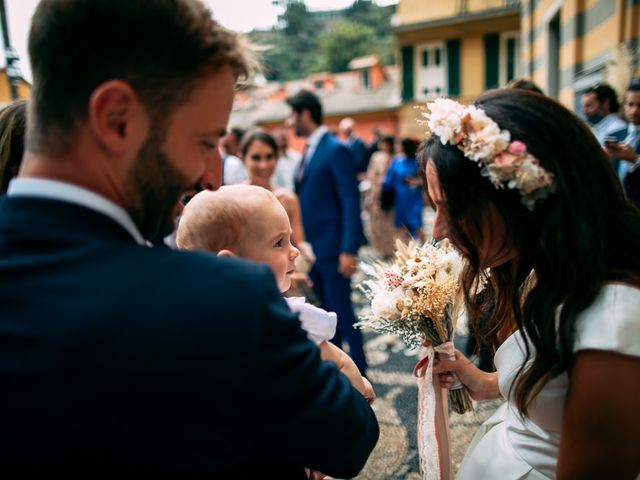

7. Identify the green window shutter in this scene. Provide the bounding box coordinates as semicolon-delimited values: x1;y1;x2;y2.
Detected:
446;39;460;97
401;45;414;102
484;33;500;90
506;37;516;82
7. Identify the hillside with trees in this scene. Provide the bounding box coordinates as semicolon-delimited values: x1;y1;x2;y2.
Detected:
248;0;396;82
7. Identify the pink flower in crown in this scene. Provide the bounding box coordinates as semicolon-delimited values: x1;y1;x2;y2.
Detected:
508;140;527;156
494;152;517;168
485;154;517;185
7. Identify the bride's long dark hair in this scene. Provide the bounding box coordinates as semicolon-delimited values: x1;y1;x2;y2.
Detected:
421;88;640;414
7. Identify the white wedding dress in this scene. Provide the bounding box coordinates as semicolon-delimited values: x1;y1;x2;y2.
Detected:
456;284;640;479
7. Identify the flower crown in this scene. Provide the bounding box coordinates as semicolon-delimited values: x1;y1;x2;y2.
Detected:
421;98;555;210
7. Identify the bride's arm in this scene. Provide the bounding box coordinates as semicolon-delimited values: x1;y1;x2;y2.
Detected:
433;349;500;401
557;350;640;479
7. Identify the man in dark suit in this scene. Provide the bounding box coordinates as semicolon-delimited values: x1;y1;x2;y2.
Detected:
0;1;378;477
287;90;368;374
606;79;640;206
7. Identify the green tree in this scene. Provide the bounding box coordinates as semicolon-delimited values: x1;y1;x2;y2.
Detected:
344;0;395;65
316;20;374;73
345;0;389;35
251;0;395;81
260;0;318;80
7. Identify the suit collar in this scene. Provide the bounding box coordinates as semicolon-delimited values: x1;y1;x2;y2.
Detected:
8;178;145;245
0;195;142;246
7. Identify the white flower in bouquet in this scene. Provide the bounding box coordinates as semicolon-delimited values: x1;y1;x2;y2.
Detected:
369;284;403;320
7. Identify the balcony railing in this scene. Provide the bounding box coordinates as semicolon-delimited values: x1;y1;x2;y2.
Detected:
456;0;521;16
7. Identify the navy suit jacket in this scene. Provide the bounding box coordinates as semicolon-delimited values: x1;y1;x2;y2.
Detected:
0;196;378;477
346;136;367;173
296;132;363;261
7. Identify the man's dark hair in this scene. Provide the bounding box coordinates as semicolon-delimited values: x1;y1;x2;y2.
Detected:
27;0;252;154
584;82;620;113
628;78;640;93
286;89;323;125
401;137;419;158
230;127;246;142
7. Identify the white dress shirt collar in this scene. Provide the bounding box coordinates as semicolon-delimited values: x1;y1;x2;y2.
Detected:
306;125;328;151
7;178;146;245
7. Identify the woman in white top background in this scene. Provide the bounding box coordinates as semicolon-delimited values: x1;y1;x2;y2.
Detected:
420;89;640;479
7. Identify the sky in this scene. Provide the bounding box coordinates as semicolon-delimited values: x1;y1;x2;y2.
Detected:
2;0;398;84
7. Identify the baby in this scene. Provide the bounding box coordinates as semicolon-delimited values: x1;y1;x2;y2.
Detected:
176;185;374;402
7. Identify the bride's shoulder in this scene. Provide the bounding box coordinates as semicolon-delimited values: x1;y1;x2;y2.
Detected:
573;283;640;356
274;189;299;206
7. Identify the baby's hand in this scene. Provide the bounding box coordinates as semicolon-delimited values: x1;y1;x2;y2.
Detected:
307;469;329;479
362;377;376;404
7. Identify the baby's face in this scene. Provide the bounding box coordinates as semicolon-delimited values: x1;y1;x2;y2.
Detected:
239;199;300;292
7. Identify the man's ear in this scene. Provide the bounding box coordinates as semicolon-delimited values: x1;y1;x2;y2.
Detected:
217;249;237;258
88;80;148;155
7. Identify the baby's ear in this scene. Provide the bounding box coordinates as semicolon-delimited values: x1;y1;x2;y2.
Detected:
217;249;236;258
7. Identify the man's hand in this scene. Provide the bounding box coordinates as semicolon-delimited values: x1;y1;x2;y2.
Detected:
605;142;638;162
338;253;358;278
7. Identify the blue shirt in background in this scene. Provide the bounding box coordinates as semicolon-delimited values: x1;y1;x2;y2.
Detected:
382;154;423;237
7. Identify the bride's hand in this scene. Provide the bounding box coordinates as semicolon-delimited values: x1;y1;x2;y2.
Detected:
433;349;500;401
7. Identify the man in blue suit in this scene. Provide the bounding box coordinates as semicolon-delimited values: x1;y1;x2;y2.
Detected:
287;90;368;374
0;1;378;477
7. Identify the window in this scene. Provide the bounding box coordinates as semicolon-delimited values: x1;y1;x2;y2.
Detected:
360;69;370;89
415;41;446;101
500;32;520;86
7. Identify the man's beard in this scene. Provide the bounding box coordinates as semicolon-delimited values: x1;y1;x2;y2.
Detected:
294;120;307;137
126;131;193;242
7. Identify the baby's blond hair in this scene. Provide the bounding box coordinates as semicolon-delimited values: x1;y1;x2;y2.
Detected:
176;185;279;253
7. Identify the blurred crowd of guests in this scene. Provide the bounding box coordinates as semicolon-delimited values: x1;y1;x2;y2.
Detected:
2;77;638;256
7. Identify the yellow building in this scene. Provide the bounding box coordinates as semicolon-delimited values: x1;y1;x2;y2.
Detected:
394;0;521;136
521;0;639;109
0;68;30;103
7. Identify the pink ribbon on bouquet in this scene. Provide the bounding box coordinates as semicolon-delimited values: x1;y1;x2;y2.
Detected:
413;341;454;480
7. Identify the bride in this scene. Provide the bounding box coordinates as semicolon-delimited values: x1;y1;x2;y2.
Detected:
420;90;640;479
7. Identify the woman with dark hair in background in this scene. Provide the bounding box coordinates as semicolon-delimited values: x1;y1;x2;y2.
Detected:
0;100;27;193
422;89;639;478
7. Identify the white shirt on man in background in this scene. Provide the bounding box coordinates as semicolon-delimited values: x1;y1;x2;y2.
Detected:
223;155;247;185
